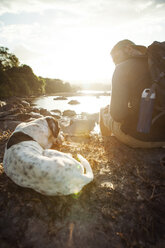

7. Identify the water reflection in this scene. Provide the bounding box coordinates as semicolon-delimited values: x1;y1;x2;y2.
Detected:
33;94;110;114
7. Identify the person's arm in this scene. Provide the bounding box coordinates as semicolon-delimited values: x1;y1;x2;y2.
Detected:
110;64;130;122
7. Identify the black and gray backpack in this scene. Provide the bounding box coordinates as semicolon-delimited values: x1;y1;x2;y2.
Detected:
137;41;165;133
148;41;165;111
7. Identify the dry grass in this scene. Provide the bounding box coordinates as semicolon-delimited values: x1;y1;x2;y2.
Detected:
0;133;165;248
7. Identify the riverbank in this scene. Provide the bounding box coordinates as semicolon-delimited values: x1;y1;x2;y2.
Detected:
0;97;165;248
45;91;111;97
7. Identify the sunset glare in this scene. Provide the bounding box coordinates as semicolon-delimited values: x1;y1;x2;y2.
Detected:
1;0;165;85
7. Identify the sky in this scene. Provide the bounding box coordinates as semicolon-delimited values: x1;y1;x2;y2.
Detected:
0;0;165;85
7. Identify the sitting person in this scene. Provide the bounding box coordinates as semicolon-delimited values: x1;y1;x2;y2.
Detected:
100;39;165;148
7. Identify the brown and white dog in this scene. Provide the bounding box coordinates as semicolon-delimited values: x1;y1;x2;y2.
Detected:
3;116;93;195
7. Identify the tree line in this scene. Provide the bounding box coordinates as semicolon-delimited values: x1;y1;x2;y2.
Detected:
0;47;77;99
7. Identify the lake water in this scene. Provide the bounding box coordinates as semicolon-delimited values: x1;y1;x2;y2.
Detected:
33;92;111;114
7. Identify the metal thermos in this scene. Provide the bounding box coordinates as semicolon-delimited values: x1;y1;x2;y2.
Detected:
137;88;156;133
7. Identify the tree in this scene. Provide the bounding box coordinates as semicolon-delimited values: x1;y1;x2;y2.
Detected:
0;47;19;70
44;78;73;94
0;47;45;98
0;46;74;98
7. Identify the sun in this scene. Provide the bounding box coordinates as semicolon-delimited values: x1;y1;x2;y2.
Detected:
30;28;115;83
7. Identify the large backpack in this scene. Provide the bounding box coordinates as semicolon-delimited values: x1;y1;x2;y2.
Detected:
147;41;165;111
136;41;165;133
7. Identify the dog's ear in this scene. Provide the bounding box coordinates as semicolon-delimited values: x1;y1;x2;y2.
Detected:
46;117;60;138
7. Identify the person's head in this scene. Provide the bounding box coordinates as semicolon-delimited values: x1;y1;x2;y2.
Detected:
110;39;135;65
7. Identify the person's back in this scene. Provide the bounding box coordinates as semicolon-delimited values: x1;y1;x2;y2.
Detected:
110;56;151;123
100;39;165;148
111;56;165;142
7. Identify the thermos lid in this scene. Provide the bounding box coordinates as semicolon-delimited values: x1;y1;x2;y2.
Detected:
142;88;156;99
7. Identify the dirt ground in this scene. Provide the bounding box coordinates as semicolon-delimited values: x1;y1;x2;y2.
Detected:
0;131;165;248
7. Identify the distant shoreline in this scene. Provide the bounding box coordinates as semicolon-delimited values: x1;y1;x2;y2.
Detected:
41;91;111;98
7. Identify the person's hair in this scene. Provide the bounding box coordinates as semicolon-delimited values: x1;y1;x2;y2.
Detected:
110;39;135;56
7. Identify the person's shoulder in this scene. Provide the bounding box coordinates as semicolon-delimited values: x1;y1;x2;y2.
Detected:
115;57;147;71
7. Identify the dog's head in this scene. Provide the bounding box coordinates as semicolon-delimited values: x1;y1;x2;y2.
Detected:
11;116;61;149
46;116;60;138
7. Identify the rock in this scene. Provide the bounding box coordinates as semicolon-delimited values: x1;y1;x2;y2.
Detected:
30;103;37;107
62;110;76;117
51;109;61;115
62;119;95;135
51;114;61;119
81;112;99;123
29;112;43;119
8;96;22;104
39;108;52;116
0;113;31;122
15;113;32;121
30;108;40;113
88;113;99;123
16;104;25;109
0;120;21;131
68;100;80;105
51;110;61;119
0;113;33;123
0;103;14;112
53;96;68;100
21;100;30;108
0;109;21;118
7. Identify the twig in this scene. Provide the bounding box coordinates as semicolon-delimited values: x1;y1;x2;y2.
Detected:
136;167;149;184
150;185;156;200
150;192;165;200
